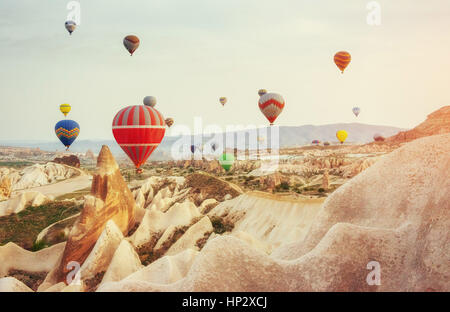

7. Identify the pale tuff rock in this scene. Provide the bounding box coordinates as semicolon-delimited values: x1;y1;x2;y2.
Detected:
9;163;80;191
321;169;329;190
79;220;124;282
165;216;213;256
93;134;449;292
0;277;33;292
129;201;201;248
56;145;136;283
97;249;199;291
230;231;272;254
209;192;324;248
198;198;218;214
0;242;66;277
100;239;143;285
0;191;52;217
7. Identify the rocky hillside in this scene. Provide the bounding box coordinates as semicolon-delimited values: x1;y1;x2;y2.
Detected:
0;134;448;292
387;105;450;143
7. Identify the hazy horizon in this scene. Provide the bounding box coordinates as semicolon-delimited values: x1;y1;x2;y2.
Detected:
1;0;449;142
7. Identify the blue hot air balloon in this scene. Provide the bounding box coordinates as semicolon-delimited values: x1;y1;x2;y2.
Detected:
55;120;80;150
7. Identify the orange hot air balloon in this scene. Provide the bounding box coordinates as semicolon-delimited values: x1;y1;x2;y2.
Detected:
123;35;140;56
334;51;351;73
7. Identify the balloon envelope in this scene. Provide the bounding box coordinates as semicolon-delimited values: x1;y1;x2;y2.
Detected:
352;107;361;117
65;21;76;35
334;51;351;73
219;97;227;106
60;103;71;117
143;96;156;107
312;140;320;145
112;105;165;169
55;119;80;149
258;89;267;97
123;35;140;55
336;130;348;144
258;92;285;125
219;153;234;171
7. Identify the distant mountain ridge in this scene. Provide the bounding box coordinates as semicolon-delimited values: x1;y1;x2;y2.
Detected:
0;123;404;160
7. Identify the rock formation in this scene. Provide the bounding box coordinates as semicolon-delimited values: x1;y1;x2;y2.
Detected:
55;145;136;283
387;105;450;143
98;134;450;292
0;176;11;201
53;155;81;168
321;169;329;190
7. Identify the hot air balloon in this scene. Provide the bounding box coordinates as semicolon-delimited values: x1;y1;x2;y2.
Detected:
334;51;351;73
60;103;71;117
55;120;80;150
352;107;361;117
65;21;76;35
219;97;227;106
336;130;348;144
258;93;285;125
112;104;165;171
165;118;174;127
123;35;140;56
219;153;234;172
211;143;217;152
143;96;156;107
312;140;320;145
258;89;267;97
323;141;331;146
190;145;197;154
373;133;385;142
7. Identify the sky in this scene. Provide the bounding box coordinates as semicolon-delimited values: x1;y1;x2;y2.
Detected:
0;0;449;142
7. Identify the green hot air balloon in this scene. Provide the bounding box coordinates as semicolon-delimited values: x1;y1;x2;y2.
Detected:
219;153;234;171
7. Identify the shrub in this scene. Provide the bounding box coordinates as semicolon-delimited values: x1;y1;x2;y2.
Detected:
318;188;325;193
31;240;48;252
280;182;290;190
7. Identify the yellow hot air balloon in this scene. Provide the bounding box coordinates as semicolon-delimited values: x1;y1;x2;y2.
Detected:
336;130;348;144
60;103;71;117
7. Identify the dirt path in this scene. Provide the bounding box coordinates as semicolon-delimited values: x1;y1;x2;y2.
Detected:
11;174;92;199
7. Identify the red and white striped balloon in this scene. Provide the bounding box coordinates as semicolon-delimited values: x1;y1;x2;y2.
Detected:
258;92;285;125
112;105;166;169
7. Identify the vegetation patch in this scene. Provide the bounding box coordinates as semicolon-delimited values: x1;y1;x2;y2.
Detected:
0;201;83;250
83;271;106;292
210;216;234;234
7;269;47;291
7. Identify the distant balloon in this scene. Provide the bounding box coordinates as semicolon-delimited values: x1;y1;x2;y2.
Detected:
334;51;351;73
323;141;331;146
219;97;227;106
312;140;320;145
219;153;235;172
123;35;140;56
258;89;267;97
211;143;217;152
352;107;361;117
112;104;166;170
373;133;385;142
336;130;348;144
55;119;80;150
143;96;157;107
165;118;174;128
190;145;196;154
258;92;285;125
65;21;76;35
60;103;71;117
